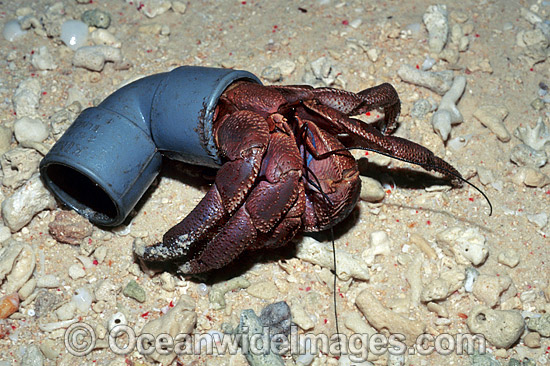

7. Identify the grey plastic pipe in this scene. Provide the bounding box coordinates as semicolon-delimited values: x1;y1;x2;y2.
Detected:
39;66;261;226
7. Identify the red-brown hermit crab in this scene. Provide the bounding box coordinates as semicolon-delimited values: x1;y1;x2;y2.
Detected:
134;79;467;274
40;66;488;274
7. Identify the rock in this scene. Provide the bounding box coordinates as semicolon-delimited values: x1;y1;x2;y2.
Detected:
355;289;425;346
290;301;314;331
510;143;547;167
55;301;76;320
48;210;93;245
90;29;121;47
2;173;56;232
271;60;296;76
421;278;450;302
473;105;511;142
467;305;524;348
0;126;13;155
246;281;278;300
68;264;85;280
237;309;285;366
138;0;172;18
13;78;41;118
14;117;49;143
159;272;175;292
140;296;196;365
261;66;282;82
72;45;122;72
431;75;466;140
20;344;44;366
362;231;392;266
397;65;454;95
81;9;111;29
359;176;385;202
526;313;550;337
514;166;550;187
122;279;146;303
36;274;61;289
1;147;41;189
172;1;187;14
297;237;370;281
523;332;541;348
497;249;520;268
209;276;250;310
4;242;35;293
423;4;449;53
19;278;36;300
30;46;57;70
436;227;488;266
472;274;512;307
260;301;291;336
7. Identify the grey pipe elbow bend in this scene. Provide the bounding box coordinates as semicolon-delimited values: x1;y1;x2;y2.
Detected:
39;66;261;227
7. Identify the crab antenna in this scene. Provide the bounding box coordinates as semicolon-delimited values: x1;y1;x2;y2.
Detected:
318;146;493;216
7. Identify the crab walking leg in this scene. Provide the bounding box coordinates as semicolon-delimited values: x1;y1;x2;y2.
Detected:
270;83;401;134
179;131;304;273
135;110;269;262
305;102;463;185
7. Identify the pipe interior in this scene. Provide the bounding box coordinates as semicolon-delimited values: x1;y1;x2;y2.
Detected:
44;164;118;223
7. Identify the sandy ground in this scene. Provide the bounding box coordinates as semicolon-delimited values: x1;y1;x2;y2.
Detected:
0;0;549;365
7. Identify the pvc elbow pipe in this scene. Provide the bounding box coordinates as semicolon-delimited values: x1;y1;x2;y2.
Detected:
39;66;261;226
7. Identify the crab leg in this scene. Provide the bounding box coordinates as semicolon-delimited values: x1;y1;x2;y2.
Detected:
304;102;462;185
135;110;269;262
178;129;304;273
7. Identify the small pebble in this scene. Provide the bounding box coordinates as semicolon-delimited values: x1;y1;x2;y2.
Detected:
410;98;434;119
472;274;512;307
467;305;524;348
81;9;111;29
260;301;291;336
14;117;49;143
3;19;27;41
60;20;89;50
94;246;107;263
359;176;385;202
290;301;314;331
71;287;93;312
510;143;547;167
172;1;187;14
470;353;500;366
436;227;488;266
246;281;278;300
531;97;545;110
72;45;122;71
261;66;282;82
514;166;550;187
55;301;76;320
526;313;550;337
159;272;175;292
527;212;548;229
498;249;520;268
48;210;93;245
237;309;285;366
37;274;61;289
18;278;36;300
524;332;541;348
30;46;57;70
13;77;41;118
140;296;196;365
68;264;86;279
473;105;511;142
366;48;379;62
90;29;121;47
20;345;44;366
123;279;146;303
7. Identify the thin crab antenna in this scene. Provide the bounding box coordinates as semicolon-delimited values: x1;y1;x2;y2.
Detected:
319;146;493;216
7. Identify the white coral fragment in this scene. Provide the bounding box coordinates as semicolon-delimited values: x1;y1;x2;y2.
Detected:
514;117;550;151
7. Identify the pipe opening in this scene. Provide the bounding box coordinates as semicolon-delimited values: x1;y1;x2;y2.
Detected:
44;164;118;224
